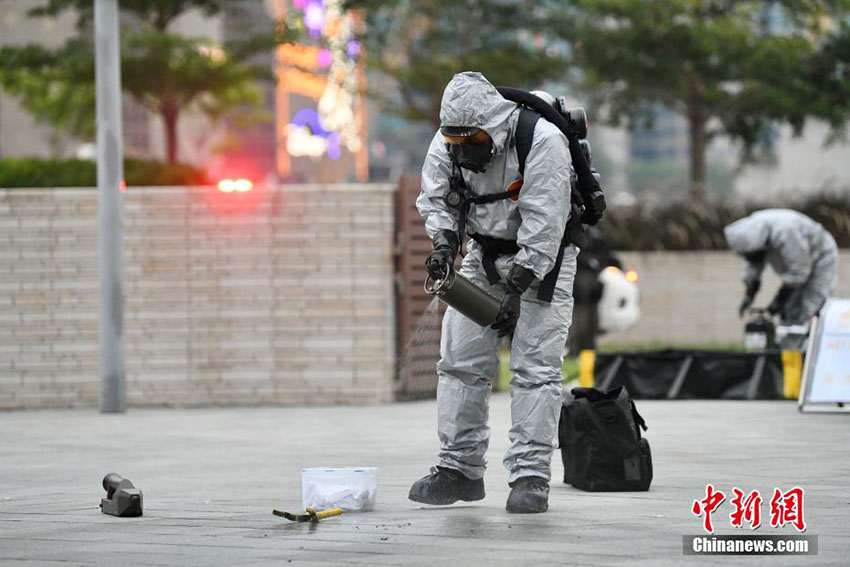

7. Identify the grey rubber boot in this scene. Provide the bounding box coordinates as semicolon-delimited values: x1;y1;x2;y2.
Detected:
409;467;485;505
506;476;549;513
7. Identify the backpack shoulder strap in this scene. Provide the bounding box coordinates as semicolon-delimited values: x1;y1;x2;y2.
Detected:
515;107;541;176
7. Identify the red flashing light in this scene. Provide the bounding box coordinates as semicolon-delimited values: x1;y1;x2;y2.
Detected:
234;179;253;192
218;178;253;193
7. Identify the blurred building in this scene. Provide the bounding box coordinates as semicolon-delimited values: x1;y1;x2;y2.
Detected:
733;121;850;199
732;4;850;198
629;107;689;162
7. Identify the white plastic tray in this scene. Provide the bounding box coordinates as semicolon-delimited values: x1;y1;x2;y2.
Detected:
301;467;378;512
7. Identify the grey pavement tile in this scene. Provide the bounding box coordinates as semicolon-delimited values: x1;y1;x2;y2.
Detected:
0;397;848;566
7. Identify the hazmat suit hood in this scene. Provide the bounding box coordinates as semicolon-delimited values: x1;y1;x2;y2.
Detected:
724;216;770;255
439;72;518;154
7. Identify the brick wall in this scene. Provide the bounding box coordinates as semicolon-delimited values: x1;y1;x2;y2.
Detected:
600;250;850;347
0;185;396;409
4;186;848;409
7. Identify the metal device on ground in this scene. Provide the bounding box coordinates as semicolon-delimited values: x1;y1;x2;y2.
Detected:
743;308;777;351
743;308;810;350
100;473;143;517
776;322;811;350
273;507;344;523
425;267;503;327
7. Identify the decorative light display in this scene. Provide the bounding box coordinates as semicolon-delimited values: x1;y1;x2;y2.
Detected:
346;39;360;59
302;2;325;37
317;48;333;68
286;0;362;160
286;108;341;159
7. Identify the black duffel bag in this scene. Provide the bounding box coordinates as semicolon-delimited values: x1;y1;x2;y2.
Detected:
559;386;652;491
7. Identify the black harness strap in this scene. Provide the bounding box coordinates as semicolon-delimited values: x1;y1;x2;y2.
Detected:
451;161;470;245
513;107;576;302
470;233;520;285
515;107;539;176
468;188;521;205
538;239;566;303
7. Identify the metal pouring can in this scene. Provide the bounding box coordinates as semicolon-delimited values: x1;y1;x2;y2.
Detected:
424;268;503;327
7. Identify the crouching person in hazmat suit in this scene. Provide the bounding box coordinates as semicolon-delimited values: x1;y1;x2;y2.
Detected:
724;209;838;346
410;72;601;513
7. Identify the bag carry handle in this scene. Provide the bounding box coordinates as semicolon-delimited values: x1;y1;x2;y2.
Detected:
571;386;623;402
629;400;648;434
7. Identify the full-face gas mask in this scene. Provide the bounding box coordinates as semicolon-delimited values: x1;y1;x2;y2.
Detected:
441;127;495;173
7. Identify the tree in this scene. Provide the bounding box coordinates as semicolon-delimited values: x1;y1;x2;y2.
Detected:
122;30;265;163
0;39;96;140
0;0;275;163
553;0;850;203
344;0;572;127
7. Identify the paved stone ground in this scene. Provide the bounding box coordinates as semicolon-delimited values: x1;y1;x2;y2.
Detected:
1;396;848;566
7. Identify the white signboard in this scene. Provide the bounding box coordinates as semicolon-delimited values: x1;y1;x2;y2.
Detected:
800;298;850;412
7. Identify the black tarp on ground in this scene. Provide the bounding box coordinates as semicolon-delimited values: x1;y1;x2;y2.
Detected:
592;350;786;400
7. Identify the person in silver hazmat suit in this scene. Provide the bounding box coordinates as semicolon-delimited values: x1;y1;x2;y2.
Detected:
410;72;599;513
724;209;838;335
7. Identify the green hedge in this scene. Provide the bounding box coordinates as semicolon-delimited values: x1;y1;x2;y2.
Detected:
599;191;850;250
0;157;209;188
